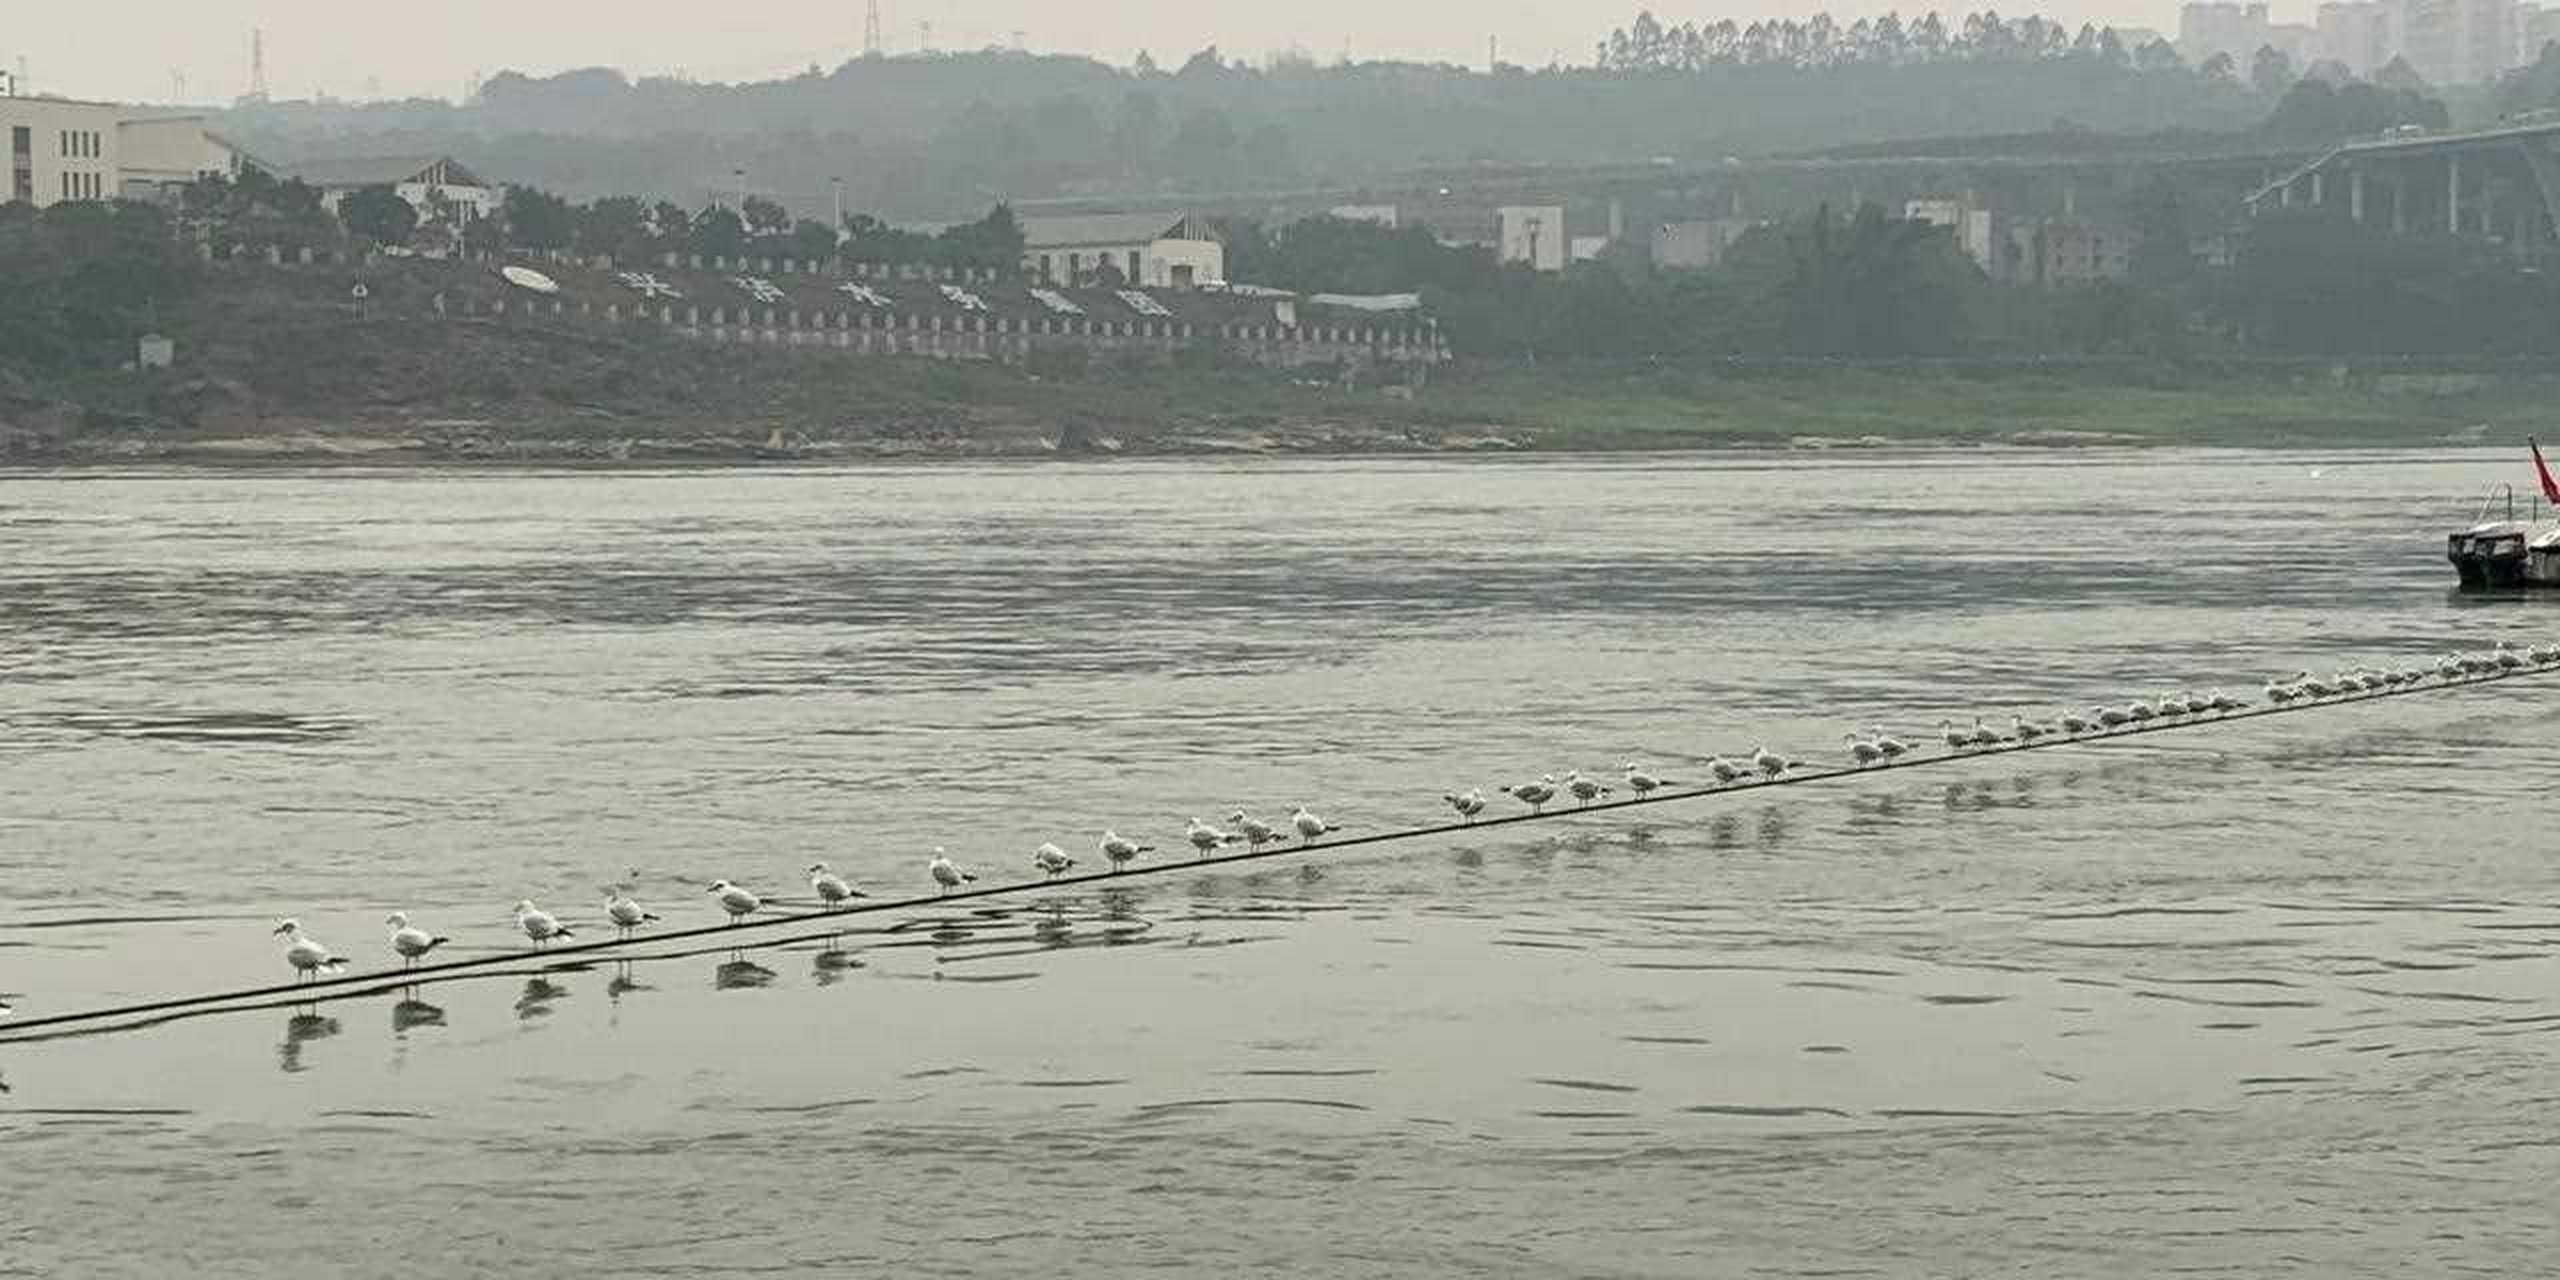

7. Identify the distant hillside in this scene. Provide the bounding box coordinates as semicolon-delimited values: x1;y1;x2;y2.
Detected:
216;18;2264;221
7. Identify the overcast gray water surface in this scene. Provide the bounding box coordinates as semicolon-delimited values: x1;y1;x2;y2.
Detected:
2;451;2557;1277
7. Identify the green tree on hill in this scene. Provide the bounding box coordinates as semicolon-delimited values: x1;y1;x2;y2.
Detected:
503;185;577;251
2251;44;2296;96
0;200;194;371
337;185;416;247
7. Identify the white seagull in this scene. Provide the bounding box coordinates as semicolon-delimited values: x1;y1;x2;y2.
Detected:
273;919;346;982
1034;842;1076;878
1868;729;1911;759
1750;744;1788;779
704;881;760;925
2058;710;2094;734
1621;762;1665;797
1291;806;1338;843
808;862;865;907
1938;719;1973;751
1100;830;1151;871
515;900;573;948
604;887;658;939
1707;756;1752;785
1229;811;1285;848
384;912;448;969
928;850;976;894
1968;717;2004;747
1842;732;1883;767
1184;817;1239;858
2095;705;2130;728
1501;778;1558;811
1444;789;1488;822
2010;714;2048;744
1564;772;1610;807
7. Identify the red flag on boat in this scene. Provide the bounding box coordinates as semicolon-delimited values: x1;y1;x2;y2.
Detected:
2536;437;2560;506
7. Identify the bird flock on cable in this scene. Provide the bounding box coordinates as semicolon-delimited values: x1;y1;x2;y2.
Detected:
260;640;2560;984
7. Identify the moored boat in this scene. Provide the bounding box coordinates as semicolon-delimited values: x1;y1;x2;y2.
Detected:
2448;440;2560;589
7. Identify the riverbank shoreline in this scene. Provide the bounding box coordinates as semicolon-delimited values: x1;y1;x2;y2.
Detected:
6;274;2549;464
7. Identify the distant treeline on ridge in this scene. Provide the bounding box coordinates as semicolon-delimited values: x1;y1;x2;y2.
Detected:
218;11;2266;220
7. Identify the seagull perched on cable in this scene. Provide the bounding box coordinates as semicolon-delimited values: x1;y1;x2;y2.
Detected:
1750;745;1788;779
2010;715;2049;744
1842;732;1883;767
272;920;346;982
1938;719;1973;752
1229;811;1284;848
2123;702;2156;724
1564;772;1610;807
2095;705;2130;728
1033;842;1076;878
604;887;658;939
1621;762;1665;797
1707;756;1752;785
1185;817;1240;858
515;900;573;947
1100;830;1150;871
704;881;759;925
1968;717;2005;747
1444;789;1488;822
1501;777;1557;812
808;862;865;907
1868;729;1911;760
2058;710;2094;735
928;850;975;894
2208;689;2248;713
384;912;448;969
2496;640;2527;671
1292;806;1338;843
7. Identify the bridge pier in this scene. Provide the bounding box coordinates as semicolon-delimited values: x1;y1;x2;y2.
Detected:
2449;154;2462;235
2514;138;2560;248
2350;168;2366;222
2393;171;2408;233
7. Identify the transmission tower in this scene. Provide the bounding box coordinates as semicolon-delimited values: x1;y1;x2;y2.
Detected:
247;28;270;101
864;0;883;56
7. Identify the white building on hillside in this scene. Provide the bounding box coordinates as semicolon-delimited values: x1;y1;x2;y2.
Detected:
118;116;257;198
1019;211;1223;288
1904;197;1998;269
1497;205;1566;271
294;155;496;222
1;87;256;208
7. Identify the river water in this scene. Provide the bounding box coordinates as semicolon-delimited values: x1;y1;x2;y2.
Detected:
2;450;2555;1276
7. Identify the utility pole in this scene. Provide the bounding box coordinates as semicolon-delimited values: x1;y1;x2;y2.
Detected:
921;20;933;53
248;28;269;102
1489;35;1499;71
864;0;882;56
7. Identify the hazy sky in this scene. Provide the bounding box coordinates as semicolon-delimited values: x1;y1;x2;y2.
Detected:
25;0;2196;105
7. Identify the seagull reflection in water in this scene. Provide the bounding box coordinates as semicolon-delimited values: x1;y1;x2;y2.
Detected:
515;977;567;1020
278;1010;341;1073
715;958;777;990
391;996;445;1034
813;948;864;986
606;960;651;1002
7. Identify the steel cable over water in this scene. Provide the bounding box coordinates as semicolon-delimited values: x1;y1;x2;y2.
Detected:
3;660;2554;1040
